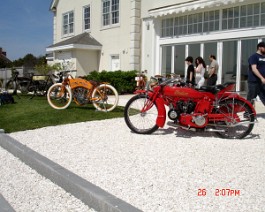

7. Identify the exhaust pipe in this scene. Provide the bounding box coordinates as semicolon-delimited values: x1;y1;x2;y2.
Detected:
205;128;226;132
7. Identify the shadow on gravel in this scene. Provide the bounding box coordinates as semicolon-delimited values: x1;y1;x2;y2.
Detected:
174;129;261;140
257;113;265;118
152;127;176;135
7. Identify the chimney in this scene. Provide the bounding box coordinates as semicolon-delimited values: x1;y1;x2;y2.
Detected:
0;47;7;56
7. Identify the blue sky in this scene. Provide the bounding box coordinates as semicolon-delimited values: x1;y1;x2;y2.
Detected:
0;0;53;61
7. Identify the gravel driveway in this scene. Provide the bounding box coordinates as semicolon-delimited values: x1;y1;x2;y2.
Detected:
1;95;265;212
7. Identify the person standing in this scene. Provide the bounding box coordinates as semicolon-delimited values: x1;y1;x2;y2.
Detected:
185;56;195;86
207;54;219;86
195;56;206;88
247;41;265;105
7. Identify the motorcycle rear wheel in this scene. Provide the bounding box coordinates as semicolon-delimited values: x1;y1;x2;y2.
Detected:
47;83;72;110
124;94;159;134
213;99;255;139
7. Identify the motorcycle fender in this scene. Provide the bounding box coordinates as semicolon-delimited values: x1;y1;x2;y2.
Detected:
155;97;166;127
222;94;257;116
134;90;146;94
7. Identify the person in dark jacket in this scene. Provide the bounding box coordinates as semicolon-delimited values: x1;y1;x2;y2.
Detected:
247;41;265;105
185;56;195;86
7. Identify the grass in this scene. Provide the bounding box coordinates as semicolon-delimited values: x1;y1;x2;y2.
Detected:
0;95;124;133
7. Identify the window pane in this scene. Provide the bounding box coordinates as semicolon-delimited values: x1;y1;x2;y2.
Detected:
189;44;200;64
222;41;237;84
63;12;74;35
161;46;172;76
262;2;265;13
204;42;217;63
247;4;253;15
262;14;265;25
240;17;246;27
162;18;173;37
253;15;259;26
240;39;258;94
84;6;90;30
174;45;186;77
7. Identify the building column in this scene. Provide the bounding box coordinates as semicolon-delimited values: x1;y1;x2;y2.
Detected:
130;0;141;70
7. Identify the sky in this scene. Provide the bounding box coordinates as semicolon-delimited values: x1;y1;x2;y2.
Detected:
0;0;53;61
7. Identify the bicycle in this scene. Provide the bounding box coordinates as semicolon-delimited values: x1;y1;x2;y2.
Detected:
47;73;119;112
5;71;31;96
135;70;147;90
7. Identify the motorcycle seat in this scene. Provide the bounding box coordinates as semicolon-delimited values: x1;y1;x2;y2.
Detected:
199;82;235;94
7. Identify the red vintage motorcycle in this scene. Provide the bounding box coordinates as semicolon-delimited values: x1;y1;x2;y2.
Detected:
124;76;256;139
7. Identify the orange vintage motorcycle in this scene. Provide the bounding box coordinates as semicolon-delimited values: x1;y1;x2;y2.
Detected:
47;74;119;112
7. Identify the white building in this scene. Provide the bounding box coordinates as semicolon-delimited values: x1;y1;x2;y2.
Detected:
47;0;265;94
47;0;141;76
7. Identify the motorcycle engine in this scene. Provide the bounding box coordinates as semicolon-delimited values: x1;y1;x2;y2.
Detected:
73;87;89;105
177;100;196;114
168;100;197;120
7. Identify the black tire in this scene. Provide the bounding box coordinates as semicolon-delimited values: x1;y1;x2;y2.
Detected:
5;80;17;95
213;99;255;139
124;94;159;134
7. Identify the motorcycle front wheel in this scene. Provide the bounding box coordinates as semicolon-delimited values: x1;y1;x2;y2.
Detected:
92;84;119;112
47;83;72;109
212;99;255;139
124;94;159;134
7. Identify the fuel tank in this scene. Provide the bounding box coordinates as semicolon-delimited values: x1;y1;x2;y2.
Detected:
162;85;205;99
69;78;93;90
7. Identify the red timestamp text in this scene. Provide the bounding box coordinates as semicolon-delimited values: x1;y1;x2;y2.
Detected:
197;188;240;196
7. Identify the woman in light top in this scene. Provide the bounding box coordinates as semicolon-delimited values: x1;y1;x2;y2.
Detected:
195;56;206;88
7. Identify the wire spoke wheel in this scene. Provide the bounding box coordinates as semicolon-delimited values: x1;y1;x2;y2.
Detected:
213;99;255;139
5;80;17;95
47;83;72;109
92;84;118;112
124;94;159;134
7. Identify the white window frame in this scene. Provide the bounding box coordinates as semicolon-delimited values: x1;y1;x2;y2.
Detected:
62;11;74;37
83;5;91;31
102;0;120;28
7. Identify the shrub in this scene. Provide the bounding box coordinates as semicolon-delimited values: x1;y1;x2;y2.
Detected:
85;70;138;94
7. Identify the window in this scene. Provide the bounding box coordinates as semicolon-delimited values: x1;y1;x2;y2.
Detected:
188;13;203;34
189;44;200;64
161;2;265;38
174;16;187;36
102;0;119;27
262;2;265;25
162;18;174;37
240;39;258;93
204;42;217;62
63;11;74;35
222;7;239;30
161;46;172;76
174;45;185;77
241;4;259;28
222;41;237;83
84;5;91;31
204;10;220;32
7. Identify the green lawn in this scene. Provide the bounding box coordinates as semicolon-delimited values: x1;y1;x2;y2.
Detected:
0;95;124;133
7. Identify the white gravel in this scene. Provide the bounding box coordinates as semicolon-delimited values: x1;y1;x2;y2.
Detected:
0;147;96;212
3;95;265;211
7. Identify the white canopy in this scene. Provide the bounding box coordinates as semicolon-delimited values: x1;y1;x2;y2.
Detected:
148;0;249;18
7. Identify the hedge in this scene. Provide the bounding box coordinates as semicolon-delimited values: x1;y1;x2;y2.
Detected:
84;70;138;94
